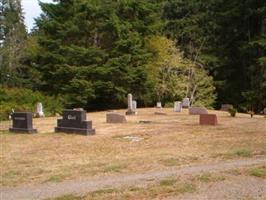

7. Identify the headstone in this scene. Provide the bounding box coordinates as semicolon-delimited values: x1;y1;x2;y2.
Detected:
36;102;45;118
55;109;95;135
9;112;37;133
106;112;127;123
174;101;182;112
200;114;218;125
220;104;233;111
126;94;137;115
132;100;137;113
156;102;162;108
189;107;208;115
182;97;190;108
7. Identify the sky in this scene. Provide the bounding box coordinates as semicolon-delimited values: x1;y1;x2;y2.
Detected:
21;0;54;31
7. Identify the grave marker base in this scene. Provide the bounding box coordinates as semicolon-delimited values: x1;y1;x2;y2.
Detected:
9;128;37;134
55;127;95;135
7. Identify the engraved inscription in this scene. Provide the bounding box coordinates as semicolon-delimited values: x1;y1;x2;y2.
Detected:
67;115;76;120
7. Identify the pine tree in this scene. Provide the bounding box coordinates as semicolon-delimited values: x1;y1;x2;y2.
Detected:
0;0;27;87
34;0;161;109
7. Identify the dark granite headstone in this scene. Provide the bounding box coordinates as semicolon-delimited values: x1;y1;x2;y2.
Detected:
55;109;95;135
9;112;37;133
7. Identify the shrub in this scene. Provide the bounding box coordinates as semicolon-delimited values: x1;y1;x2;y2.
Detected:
228;107;237;117
0;87;64;120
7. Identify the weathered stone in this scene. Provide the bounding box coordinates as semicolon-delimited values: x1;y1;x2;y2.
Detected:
9;112;37;133
220;104;233;111
36;102;45;118
200;114;218;125
174;101;182;112
55;109;95;135
106;112;127;123
182;97;190;108
189;107;208;115
156;102;162;108
126;94;137;115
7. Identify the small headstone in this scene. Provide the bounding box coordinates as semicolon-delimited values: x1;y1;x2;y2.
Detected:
106;112;127;123
126;94;137;115
132;100;137;113
156;102;162;108
189;107;208;115
55;109;95;135
9;112;37;133
182;97;190;108
220;104;233;111
200;114;218;125
36;102;45;118
174;101;182;112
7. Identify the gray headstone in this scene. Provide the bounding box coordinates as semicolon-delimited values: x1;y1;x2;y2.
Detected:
36;102;45;118
126;93;137;115
182;98;190;108
106;112;127;123
189;107;208;115
55;109;95;135
156;102;162;108
9;112;37;133
174;101;182;112
220;104;233;111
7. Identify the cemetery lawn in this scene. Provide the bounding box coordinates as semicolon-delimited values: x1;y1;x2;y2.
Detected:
1;108;266;187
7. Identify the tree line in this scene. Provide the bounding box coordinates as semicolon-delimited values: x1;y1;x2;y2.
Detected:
0;0;265;113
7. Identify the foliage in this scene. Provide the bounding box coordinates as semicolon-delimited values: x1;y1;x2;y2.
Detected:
0;87;64;120
228;107;237;117
31;0;161;109
0;0;28;87
146;36;216;107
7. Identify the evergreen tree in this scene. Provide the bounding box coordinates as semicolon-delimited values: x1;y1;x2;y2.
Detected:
0;0;27;87
34;0;161;109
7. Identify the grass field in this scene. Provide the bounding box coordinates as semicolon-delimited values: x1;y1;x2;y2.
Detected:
1;108;266;187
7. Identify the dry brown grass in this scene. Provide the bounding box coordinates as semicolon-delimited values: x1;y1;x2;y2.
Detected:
1;108;266;186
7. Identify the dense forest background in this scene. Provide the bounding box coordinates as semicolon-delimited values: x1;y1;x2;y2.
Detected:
0;0;265;118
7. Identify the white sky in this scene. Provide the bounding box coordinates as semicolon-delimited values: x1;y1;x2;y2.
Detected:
21;0;54;31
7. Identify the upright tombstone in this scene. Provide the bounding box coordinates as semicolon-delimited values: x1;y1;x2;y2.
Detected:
200;114;218;125
36;102;45;118
106;112;127;123
132;100;137;113
182;98;190;108
126;94;137;115
174;101;182;112
189;107;208;115
220;104;233;111
156;102;162;108
9;112;37;133
55;109;95;135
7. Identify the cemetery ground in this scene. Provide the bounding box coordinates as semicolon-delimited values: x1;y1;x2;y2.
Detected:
1;108;266;199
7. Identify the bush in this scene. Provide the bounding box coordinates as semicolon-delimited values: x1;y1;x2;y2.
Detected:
228;107;237;117
0;87;64;120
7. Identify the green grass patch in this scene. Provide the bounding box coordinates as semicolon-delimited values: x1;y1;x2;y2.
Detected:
196;173;226;182
160;158;180;166
47;194;83;200
248;166;266;178
103;164;126;173
159;178;177;186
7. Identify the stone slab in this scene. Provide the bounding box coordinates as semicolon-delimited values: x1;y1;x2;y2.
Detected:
189;107;208;115
106;113;127;123
200;114;218;125
9;112;37;133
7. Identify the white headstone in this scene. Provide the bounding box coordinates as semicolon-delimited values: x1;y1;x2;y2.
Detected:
132;100;137;111
126;94;137;115
182;98;190;108
174;101;182;112
156;102;162;108
36;102;45;118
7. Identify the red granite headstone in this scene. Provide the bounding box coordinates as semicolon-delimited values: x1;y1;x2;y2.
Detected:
200;114;218;125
